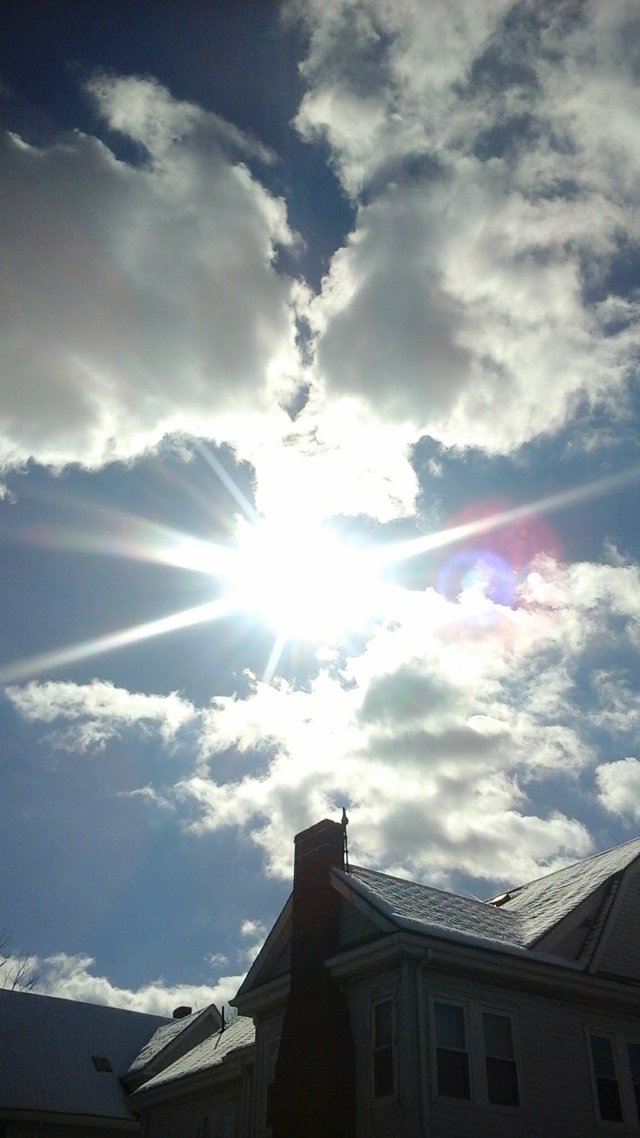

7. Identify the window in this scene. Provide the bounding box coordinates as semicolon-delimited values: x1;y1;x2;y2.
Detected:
483;1012;519;1106
372;998;395;1098
434;1001;471;1099
590;1034;624;1122
264;1034;280;1128
588;1032;640;1127
627;1042;640;1119
429;996;521;1109
218;1104;236;1138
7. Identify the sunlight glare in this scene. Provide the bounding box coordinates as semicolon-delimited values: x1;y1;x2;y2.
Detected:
227;516;381;643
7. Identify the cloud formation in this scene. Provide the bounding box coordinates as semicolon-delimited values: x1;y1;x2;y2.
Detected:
295;0;640;453
12;555;640;892
0;75;298;471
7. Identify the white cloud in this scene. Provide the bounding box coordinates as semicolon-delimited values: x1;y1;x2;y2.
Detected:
171;556;640;886
0;75;298;473
293;0;640;454
596;758;640;821
34;952;242;1015
6;679;196;749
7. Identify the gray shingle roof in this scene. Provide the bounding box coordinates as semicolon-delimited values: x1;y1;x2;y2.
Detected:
336;835;640;958
497;834;640;945
0;989;168;1119
128;1006;209;1075
340;866;527;950
135;1015;255;1093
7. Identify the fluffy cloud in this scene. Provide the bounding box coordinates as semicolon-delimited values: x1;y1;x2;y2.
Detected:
293;0;640;453
175;558;640;886
8;555;640;890
596;758;640;821
33;952;242;1015
5;679;196;749
0;75;298;472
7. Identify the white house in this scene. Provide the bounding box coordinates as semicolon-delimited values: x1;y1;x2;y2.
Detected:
14;819;635;1137
134;818;640;1137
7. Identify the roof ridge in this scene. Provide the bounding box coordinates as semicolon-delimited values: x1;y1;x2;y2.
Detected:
504;833;640;897
343;864;516;916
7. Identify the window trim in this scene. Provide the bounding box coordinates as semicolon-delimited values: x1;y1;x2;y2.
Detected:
428;994;522;1111
586;1028;640;1129
371;995;397;1101
432;998;472;1102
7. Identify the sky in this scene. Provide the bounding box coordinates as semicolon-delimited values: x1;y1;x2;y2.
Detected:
2;0;640;1015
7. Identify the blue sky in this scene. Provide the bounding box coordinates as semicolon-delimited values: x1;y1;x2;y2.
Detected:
2;0;640;1013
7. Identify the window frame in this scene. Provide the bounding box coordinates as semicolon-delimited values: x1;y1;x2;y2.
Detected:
428;993;522;1111
586;1028;640;1129
481;1008;521;1108
432;998;472;1102
371;995;397;1101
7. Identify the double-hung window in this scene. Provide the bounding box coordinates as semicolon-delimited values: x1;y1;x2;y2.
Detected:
430;997;520;1109
372;998;395;1098
483;1011;520;1106
590;1034;624;1122
433;1000;471;1099
588;1032;640;1127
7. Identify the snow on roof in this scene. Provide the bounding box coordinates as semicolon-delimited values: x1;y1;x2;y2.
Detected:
134;1015;255;1093
128;1006;210;1075
0;989;169;1119
336;835;640;957
496;834;640;945
340;866;527;950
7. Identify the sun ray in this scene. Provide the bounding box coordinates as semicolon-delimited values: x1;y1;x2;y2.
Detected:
376;466;640;572
0;596;238;685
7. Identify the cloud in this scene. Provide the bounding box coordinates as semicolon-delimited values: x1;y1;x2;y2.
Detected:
293;0;640;454
5;679;196;749
596;758;640;821
34;952;242;1015
10;555;640;891
173;556;640;886
0;75;298;472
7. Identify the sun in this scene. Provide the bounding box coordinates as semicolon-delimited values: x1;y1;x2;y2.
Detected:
226;515;382;644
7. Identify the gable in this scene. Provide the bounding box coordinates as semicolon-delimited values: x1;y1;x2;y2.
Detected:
234;896;292;1005
497;836;640;947
593;867;640;979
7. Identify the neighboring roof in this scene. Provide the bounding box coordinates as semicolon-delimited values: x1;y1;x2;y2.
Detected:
134;1015;255;1094
338;865;527;951
128;1005;216;1076
496;834;640;945
0;989;169;1120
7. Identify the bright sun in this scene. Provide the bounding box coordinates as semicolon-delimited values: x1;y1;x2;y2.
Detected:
227;516;382;643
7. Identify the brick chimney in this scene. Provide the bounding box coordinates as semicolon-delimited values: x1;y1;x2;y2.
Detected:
270;819;356;1138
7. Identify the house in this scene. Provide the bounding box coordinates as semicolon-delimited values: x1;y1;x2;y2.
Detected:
44;818;640;1138
0;989;221;1138
228;819;640;1137
130;1012;255;1137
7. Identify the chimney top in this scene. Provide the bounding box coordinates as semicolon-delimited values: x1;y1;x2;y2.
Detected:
172;1005;192;1019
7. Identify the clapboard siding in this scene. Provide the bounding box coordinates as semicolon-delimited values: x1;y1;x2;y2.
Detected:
339;896;385;946
598;871;640;979
422;972;640;1138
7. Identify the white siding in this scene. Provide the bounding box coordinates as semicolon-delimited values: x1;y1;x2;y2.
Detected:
422;972;640;1138
598;872;640;979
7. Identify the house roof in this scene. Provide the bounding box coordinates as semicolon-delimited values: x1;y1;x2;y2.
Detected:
334;835;640;959
496;833;640;945
0;988;169;1120
134;1015;255;1094
338;865;527;950
127;1005;217;1076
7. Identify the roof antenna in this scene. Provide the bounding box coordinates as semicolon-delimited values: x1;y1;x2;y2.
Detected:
341;807;350;874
